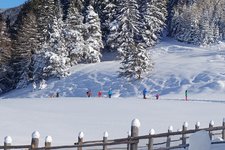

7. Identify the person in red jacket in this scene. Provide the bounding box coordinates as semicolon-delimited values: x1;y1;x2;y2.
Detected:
98;90;102;97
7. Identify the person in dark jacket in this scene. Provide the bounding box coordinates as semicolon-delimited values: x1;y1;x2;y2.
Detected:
86;89;92;97
108;88;112;98
185;90;188;101
143;88;147;99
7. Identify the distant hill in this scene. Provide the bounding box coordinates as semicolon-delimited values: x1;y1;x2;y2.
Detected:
0;9;6;13
0;6;21;25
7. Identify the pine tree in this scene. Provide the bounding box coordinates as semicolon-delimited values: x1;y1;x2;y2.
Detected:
35;0;58;43
83;5;103;63
139;0;167;47
0;14;13;93
170;0;225;45
11;3;41;88
65;0;85;65
120;43;153;79
40;0;71;78
95;0;119;52
42;16;70;78
116;0;154;78
115;0;141;57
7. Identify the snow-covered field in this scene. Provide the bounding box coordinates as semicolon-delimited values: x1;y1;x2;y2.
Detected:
1;39;225;149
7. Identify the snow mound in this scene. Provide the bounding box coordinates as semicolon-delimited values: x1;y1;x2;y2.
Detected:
189;130;211;150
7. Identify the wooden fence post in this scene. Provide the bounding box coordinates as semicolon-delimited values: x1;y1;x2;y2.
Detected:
127;131;131;150
78;132;84;150
209;120;214;140
195;121;200;130
31;131;40;149
103;132;108;150
45;136;52;150
166;126;173;148
222;118;225;140
4;136;12;150
182;122;188;146
148;129;155;150
130;119;140;150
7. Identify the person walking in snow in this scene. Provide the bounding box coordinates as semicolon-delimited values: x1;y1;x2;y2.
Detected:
143;88;147;99
108;88;112;98
98;90;102;97
156;93;159;100
185;90;188;101
86;89;92;97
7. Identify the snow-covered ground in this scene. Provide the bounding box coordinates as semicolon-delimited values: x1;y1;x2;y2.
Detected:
1;38;225;149
2;38;225;100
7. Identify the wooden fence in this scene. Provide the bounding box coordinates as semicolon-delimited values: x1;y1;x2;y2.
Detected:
1;119;225;150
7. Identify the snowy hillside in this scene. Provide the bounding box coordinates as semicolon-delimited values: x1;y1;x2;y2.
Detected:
1;39;225;150
2;38;225;100
0;9;6;13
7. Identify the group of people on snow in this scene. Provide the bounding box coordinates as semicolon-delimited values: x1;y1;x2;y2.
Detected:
143;88;188;101
86;88;113;98
32;79;188;100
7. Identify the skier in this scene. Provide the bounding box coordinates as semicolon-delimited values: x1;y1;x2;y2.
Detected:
86;89;92;97
108;88;112;98
56;92;59;97
98;90;102;97
185;90;188;101
156;93;159;100
143;88;147;99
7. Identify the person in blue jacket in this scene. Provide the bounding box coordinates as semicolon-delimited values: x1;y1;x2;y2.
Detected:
108;88;112;98
143;88;147;99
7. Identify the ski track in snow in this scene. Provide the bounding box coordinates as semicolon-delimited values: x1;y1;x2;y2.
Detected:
1;39;225;100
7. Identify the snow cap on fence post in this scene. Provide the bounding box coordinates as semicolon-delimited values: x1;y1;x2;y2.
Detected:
103;132;108;150
31;131;40;149
103;131;108;138
183;122;188;128
195;121;200;130
78;132;84;139
131;119;140;150
32;131;40;139
168;126;173;132
4;136;12;144
148;129;155;150
45;136;52;148
78;132;84;150
149;129;155;135
209;120;214;140
4;136;12;150
210;120;214;126
182;122;188;145
131;118;141;128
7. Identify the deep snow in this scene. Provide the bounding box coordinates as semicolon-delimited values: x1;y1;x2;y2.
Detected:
2;38;225;100
1;38;225;150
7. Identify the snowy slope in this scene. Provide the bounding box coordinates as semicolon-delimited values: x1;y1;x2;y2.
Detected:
2;38;225;100
0;39;225;150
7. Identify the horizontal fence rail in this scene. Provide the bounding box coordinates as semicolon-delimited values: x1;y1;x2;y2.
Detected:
1;119;225;150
